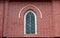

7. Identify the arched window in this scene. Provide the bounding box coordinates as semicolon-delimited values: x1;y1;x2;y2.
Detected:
24;10;37;34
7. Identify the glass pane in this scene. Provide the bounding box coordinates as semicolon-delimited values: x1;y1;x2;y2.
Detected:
26;11;35;34
31;13;35;34
26;12;31;34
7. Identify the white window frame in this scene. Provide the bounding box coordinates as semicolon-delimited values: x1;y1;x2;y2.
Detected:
24;10;37;34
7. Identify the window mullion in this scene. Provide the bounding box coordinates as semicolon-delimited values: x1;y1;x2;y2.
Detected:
30;12;31;34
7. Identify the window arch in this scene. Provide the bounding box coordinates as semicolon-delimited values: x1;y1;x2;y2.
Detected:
24;10;37;34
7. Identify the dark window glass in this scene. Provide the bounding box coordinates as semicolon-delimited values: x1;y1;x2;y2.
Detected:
26;11;35;34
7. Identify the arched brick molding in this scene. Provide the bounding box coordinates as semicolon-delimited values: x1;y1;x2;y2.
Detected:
19;4;42;19
19;4;42;37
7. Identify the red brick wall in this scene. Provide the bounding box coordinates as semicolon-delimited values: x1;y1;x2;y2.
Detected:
52;0;60;37
0;0;60;37
0;1;4;37
3;1;53;37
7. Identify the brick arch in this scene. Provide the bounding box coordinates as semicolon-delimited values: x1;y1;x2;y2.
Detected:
19;4;42;19
19;4;42;36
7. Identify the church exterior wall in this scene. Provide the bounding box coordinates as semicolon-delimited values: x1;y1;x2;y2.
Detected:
0;0;60;37
0;1;4;37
